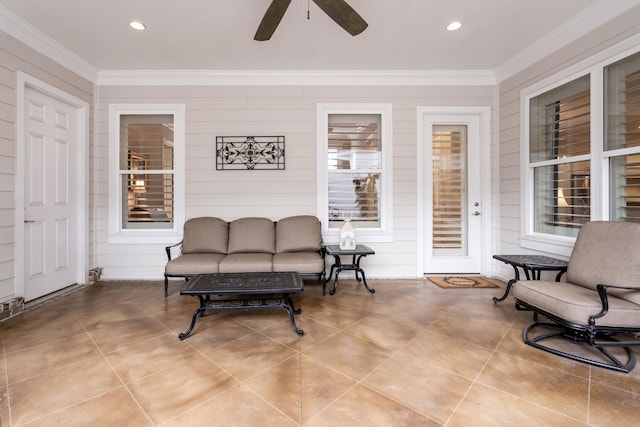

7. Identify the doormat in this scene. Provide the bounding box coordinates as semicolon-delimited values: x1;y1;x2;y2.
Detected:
427;276;499;289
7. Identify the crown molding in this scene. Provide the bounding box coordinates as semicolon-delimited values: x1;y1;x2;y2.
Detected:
0;4;98;82
97;69;496;86
495;0;640;83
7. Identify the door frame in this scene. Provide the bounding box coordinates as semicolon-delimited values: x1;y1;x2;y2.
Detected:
15;71;89;298
416;106;492;277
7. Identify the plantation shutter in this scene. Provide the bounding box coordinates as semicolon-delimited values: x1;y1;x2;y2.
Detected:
530;75;591;233
327;114;381;228
606;54;640;222
120;115;174;228
432;127;465;251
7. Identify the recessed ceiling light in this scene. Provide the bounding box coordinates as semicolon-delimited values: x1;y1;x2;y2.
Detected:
129;21;146;31
446;21;462;31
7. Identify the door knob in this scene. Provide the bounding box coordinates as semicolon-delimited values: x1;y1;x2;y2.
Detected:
472;211;481;216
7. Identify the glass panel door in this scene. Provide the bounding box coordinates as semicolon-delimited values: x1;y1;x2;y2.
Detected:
432;125;467;256
423;111;484;275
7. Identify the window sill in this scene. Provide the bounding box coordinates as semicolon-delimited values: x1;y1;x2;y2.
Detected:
108;229;182;245
520;233;575;257
322;229;393;245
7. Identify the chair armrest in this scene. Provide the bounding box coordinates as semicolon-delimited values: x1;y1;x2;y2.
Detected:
590;284;639;324
165;241;183;261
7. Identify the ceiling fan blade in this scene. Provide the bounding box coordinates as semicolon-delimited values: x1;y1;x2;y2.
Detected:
254;0;292;41
312;0;368;36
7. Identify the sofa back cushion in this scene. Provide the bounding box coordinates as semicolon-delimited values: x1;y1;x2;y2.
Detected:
227;217;275;254
276;215;323;253
181;217;229;254
567;221;640;304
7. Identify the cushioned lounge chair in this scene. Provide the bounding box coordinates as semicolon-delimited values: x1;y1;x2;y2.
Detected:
513;221;640;373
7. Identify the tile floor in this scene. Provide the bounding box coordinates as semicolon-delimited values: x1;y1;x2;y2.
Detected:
0;278;638;426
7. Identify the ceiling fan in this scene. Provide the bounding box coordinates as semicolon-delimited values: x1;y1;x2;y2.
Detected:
255;0;368;41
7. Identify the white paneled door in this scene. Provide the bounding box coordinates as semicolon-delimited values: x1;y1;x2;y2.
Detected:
23;86;79;301
422;111;487;274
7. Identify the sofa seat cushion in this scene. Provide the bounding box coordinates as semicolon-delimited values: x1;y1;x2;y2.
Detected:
276;215;323;253
514;280;639;328
219;253;273;273
165;253;226;276
181;217;228;254
273;252;324;274
227;217;275;254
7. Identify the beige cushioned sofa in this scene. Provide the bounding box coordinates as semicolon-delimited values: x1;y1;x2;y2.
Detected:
164;215;325;296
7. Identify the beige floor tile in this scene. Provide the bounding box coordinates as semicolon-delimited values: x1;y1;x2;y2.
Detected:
0;386;9;427
343;312;424;351
477;352;590;422
162;384;298;427
1;314;87;354
427;311;510;350
400;329;494;379
127;353;238;425
305;384;439;426
0;353;6;389
588;381;640;427
203;332;298;381
590;362;640;394
364;351;472;423
24;387;152;427
276;313;342;351
243;354;303;424
104;332;202;383
448;383;587;427
88;316;169;354
246;354;357;424
302;331;393;381
9;356;122;425
5;333;102;384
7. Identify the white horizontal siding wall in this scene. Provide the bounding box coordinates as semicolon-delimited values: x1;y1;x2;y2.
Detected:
495;6;640;282
96;84;495;280
0;30;94;302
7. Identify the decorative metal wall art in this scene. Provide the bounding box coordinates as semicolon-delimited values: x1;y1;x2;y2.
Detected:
216;136;285;170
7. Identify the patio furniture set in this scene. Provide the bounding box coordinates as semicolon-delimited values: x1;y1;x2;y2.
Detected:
165;217;640;373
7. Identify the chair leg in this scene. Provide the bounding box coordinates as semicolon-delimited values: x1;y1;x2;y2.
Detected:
164;276;169;297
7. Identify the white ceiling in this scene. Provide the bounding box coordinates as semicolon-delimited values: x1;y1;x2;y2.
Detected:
1;0;638;82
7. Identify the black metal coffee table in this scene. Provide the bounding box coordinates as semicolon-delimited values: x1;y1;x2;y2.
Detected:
178;272;304;339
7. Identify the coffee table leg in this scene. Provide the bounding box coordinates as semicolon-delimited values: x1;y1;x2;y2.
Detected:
283;293;304;336
179;306;205;340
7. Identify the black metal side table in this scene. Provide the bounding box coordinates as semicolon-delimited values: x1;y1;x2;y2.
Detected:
324;244;375;295
492;254;568;303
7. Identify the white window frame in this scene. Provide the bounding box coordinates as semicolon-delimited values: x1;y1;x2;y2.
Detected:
317;103;393;243
520;34;640;256
108;103;185;244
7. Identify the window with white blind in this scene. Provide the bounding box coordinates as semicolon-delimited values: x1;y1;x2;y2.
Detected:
108;104;185;243
317;104;393;242
529;75;591;237
605;50;640;223
522;40;640;254
328;113;381;228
